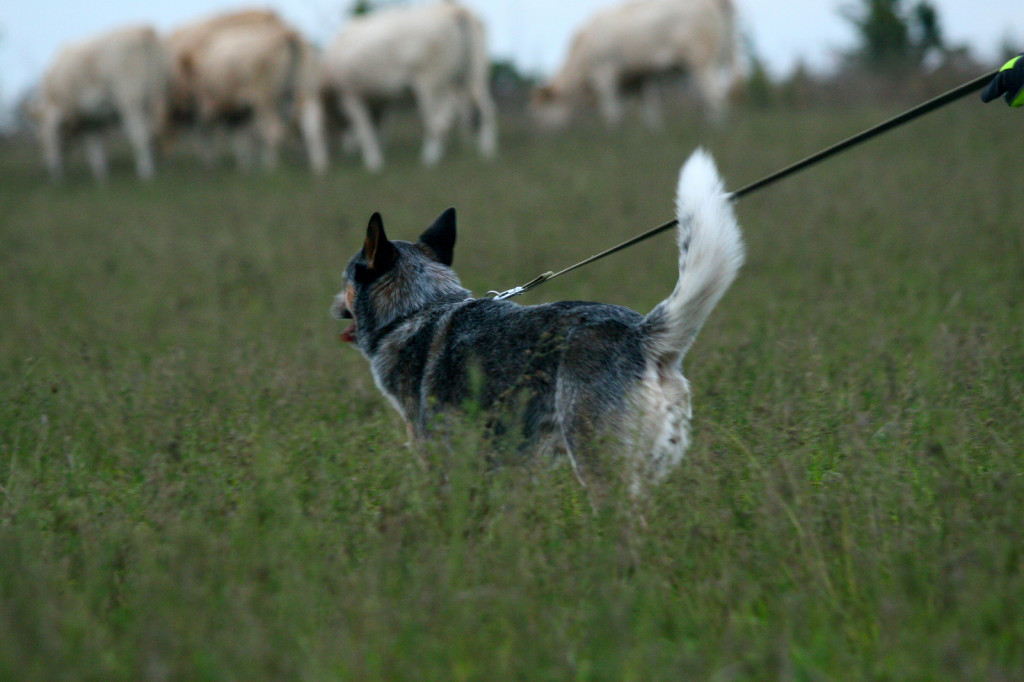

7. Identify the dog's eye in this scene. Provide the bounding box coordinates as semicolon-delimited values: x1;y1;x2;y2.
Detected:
341;308;353;319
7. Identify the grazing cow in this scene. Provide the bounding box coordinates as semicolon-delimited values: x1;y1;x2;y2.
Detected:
321;1;498;172
165;9;327;174
532;0;738;130
35;25;169;181
165;9;280;120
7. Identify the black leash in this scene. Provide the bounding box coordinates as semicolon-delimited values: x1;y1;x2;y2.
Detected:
488;68;998;301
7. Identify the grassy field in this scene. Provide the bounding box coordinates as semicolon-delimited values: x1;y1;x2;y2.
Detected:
2;95;1023;680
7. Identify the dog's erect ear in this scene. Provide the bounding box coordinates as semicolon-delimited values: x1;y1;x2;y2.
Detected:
418;207;457;266
363;212;398;273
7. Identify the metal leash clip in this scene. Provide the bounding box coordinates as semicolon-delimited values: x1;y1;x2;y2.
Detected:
487;272;554;301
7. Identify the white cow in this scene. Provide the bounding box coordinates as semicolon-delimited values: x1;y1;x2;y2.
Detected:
35;25;169;181
532;0;738;129
166;10;327;174
321;1;498;172
165;9;281;116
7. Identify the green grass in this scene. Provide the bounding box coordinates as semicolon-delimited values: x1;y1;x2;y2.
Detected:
2;99;1023;680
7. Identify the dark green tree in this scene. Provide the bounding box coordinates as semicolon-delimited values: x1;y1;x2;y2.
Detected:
740;31;776;108
348;0;406;17
841;0;945;71
842;0;910;68
912;1;943;52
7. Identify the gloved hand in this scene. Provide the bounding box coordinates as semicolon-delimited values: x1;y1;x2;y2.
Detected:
981;54;1024;107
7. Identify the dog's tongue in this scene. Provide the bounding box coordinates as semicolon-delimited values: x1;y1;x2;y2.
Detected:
340;323;357;343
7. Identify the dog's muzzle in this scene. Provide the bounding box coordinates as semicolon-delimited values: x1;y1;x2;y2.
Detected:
331;296;357;343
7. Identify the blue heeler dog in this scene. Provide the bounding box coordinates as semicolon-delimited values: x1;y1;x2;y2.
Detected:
332;149;744;491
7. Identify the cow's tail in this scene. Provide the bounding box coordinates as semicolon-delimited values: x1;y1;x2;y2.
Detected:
451;5;498;157
139;27;170;141
642;149;744;367
279;30;327;174
451;7;474;87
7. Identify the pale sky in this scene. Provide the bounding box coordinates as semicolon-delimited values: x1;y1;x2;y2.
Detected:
1;0;1021;113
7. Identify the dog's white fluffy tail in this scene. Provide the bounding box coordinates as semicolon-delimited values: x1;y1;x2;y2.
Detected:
645;148;744;364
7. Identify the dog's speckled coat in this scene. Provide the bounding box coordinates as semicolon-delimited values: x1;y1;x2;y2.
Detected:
333;149;744;490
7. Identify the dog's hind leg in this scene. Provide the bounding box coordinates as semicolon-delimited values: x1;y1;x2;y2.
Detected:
402;421;434;474
627;365;693;495
558;429;588;490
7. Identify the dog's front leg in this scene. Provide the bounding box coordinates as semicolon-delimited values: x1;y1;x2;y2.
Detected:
403;421;433;473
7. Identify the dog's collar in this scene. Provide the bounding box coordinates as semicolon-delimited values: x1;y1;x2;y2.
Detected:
364;298;471;354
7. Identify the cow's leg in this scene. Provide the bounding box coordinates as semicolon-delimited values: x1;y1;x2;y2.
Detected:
230;127;256;172
192;121;220;168
298;96;328;175
414;82;458;167
590;68;623;127
454;93;474;148
339;127;360;157
39;111;64;181
84;133;109;182
253;106;284;171
640;78;664;130
198;134;217;167
194;101;226;168
468;80;498;159
121;108;156;179
340;93;383;172
694;64;729;122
